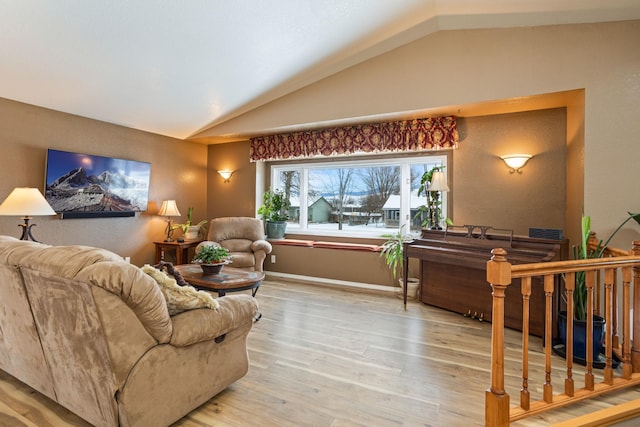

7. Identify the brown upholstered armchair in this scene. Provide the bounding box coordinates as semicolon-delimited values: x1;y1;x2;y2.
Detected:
197;217;272;272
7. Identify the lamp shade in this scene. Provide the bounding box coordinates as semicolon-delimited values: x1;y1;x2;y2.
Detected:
218;170;234;181
429;171;450;192
500;154;532;171
158;200;181;217
0;188;56;216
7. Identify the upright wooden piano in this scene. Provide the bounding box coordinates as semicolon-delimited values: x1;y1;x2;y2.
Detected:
403;226;568;337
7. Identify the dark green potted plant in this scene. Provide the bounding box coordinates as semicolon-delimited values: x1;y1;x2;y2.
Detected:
258;189;291;239
192;245;231;275
558;212;640;364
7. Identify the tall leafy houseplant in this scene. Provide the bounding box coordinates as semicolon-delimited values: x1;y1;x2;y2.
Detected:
258;189;291;239
380;225;414;280
559;212;640;364
571;212;640;320
380;225;419;299
571;215;593;321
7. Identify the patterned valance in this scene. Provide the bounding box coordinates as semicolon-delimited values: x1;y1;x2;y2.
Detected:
249;116;459;162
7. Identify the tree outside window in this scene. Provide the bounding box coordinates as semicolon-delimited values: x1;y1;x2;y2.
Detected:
270;155;447;237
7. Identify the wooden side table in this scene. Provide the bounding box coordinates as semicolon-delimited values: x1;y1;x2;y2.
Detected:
154;240;202;265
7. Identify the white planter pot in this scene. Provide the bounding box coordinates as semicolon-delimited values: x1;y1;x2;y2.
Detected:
185;225;201;241
397;277;419;300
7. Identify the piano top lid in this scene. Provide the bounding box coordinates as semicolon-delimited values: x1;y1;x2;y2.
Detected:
418;226;568;253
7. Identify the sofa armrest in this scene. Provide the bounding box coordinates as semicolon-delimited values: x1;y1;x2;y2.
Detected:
250;239;272;254
169;294;259;347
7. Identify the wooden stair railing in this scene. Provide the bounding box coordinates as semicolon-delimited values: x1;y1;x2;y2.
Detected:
485;240;640;426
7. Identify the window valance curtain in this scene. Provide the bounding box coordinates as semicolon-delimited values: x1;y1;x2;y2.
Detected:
249;116;459;162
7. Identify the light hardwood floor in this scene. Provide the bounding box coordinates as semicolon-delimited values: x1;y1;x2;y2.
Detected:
1;279;640;426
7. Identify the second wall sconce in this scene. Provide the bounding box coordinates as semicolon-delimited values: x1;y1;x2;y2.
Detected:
218;170;234;182
500;154;532;174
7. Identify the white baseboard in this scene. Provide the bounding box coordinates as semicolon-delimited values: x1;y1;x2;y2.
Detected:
264;271;396;294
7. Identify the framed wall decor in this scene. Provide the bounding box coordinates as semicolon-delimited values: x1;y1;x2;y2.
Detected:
45;149;151;218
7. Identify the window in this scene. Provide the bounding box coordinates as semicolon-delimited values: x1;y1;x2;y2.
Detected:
268;155;448;237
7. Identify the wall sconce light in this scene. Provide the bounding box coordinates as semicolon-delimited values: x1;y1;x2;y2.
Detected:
158;200;181;242
500;154;532;174
218;170;234;182
0;187;57;242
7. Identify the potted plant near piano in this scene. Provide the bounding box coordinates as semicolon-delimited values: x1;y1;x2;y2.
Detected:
258;189;291;239
558;212;640;365
192;244;231;275
380;225;419;300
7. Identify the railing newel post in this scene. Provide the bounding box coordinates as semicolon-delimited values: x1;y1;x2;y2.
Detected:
485;248;511;427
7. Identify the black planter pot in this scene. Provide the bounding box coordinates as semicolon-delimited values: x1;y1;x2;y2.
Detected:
200;263;225;275
557;311;605;362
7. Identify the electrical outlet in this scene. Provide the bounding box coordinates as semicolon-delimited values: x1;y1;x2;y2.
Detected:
271;255;276;263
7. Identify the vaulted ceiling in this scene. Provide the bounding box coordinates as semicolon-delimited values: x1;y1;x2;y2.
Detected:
2;1;639;142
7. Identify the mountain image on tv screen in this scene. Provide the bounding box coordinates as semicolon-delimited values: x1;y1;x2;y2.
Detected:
45;149;151;213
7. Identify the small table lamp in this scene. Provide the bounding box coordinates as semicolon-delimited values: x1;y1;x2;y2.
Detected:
158;200;181;242
0;187;57;242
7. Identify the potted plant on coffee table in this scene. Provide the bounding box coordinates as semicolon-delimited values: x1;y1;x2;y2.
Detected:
192;245;231;275
258;189;291;239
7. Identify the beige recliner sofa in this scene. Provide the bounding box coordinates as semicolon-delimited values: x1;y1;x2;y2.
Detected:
0;236;258;426
200;217;272;272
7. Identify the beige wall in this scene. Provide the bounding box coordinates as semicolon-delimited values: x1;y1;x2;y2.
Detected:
208;108;567;286
453;108;567;235
3;20;638;284
0;98;208;266
204;20;640;249
207;140;256;218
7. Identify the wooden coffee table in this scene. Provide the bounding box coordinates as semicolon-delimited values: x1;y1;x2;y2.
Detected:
173;264;265;297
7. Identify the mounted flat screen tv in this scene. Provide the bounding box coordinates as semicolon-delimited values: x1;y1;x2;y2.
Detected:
45;149;151;219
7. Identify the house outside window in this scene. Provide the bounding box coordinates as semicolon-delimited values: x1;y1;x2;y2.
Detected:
267;155;448;237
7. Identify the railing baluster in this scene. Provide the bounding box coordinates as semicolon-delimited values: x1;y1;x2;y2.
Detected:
612;272;619;350
622;265;632;379
543;275;554;403
521;276;531;410
564;272;575;397
604;267;614;384
585;270;596;390
633;241;640;372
